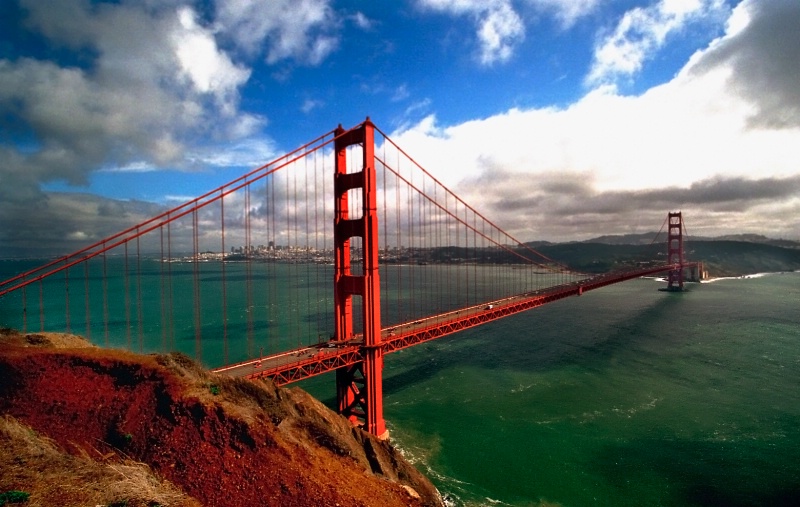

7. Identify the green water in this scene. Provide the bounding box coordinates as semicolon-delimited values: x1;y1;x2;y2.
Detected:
2;259;799;506
362;274;800;507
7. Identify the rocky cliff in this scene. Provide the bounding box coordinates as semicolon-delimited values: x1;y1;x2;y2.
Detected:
0;329;443;507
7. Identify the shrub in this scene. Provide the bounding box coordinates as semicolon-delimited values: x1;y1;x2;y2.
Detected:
0;490;31;505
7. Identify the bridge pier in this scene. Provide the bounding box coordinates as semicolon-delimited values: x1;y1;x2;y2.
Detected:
332;119;387;439
686;261;706;282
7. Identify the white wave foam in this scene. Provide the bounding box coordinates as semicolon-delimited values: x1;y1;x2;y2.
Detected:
702;271;792;283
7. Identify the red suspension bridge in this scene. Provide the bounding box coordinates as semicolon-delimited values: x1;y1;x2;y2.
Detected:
0;118;699;438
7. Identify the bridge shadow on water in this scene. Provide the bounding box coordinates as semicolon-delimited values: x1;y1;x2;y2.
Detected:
304;282;693;411
594;435;800;507
380;284;690;397
372;284;800;506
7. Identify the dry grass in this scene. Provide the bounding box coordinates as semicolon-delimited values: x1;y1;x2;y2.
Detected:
0;415;200;507
154;352;290;426
0;327;95;350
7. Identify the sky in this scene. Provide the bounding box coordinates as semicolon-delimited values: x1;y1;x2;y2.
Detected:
1;0;799;258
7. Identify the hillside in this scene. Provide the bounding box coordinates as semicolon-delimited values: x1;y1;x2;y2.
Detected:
534;239;800;277
583;232;800;249
0;329;443;507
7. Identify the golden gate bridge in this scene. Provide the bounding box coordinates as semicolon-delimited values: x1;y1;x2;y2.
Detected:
0;118;699;438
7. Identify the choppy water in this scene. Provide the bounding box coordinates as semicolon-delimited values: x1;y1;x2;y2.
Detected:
2;259;799;506
362;273;800;507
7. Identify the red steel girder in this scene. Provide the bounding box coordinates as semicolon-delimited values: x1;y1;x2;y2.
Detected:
244;347;363;386
218;262;698;385
380;263;687;354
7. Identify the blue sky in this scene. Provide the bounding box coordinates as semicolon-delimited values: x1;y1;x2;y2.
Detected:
1;0;800;257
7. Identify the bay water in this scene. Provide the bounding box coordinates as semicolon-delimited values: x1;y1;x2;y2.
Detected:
361;273;800;507
2;259;798;506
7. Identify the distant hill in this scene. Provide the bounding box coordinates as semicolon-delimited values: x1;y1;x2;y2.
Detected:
529;238;800;277
684;240;800;277
581;232;662;245
583;232;800;249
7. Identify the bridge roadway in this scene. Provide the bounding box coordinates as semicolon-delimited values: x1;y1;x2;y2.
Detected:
213;263;687;385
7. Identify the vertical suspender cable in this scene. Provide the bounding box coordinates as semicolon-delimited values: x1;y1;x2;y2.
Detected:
64;260;71;334
102;246;109;346
124;242;131;349
269;172;277;354
454;198;459;308
322;141;330;337
245;182;254;357
407;160;415;319
220;189;228;364
39;280;44;332
160;227;167;352
285;163;294;346
290;158;299;346
446;192;452;311
304;151;312;342
136;233;143;352
192;208;202;362
482;214;486;301
395;150;402;323
313;149;321;338
434;184;440;317
84;261;91;341
167;218;175;351
473;211;477;304
244;183;251;355
463;201;467;305
316;144;323;339
21;285;27;333
382;139;388;325
417;176;424;317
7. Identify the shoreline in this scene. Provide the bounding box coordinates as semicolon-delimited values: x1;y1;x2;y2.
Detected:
700;271;797;283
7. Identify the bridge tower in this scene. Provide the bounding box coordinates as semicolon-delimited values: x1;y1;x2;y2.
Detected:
332;119;387;438
666;211;685;291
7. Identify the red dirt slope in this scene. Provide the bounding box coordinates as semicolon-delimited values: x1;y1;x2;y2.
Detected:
0;330;442;507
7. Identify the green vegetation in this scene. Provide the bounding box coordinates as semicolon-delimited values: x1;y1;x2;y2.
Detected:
384;236;800;277
0;491;30;505
535;239;800;277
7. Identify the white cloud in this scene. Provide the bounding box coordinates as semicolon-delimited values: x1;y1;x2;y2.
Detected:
392;84;411;102
172;7;250;114
0;0;281;253
416;0;603;64
214;0;338;65
417;0;525;65
477;2;525;64
687;0;800;129
164;195;200;203
0;1;258;194
524;0;603;28
301;98;324;113
390;1;800;241
101;161;158;173
351;12;374;30
587;0;728;86
66;231;89;241
187;137;278;169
